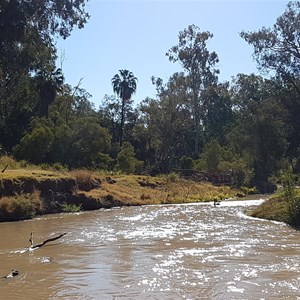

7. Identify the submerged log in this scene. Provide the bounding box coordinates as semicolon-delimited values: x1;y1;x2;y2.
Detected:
29;232;66;249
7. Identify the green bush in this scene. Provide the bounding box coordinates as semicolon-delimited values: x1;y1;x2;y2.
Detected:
92;152;114;170
116;142;143;174
14;125;54;164
205;140;222;172
52;162;67;172
60;202;82;213
194;143;253;187
281;170;300;225
179;156;195;169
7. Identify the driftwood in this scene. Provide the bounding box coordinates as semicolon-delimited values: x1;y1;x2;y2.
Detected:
1;164;8;173
2;269;19;279
29;232;66;249
2;233;66;279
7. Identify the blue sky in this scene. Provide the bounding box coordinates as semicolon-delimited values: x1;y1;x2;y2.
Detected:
56;0;290;107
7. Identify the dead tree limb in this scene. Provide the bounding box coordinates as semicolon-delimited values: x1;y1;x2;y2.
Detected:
2;269;19;279
1;164;8;173
29;232;66;249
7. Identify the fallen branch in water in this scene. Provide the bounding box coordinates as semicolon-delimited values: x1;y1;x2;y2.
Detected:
29;232;66;249
2;269;19;279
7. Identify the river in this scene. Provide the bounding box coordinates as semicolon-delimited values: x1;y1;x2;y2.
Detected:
1;199;300;299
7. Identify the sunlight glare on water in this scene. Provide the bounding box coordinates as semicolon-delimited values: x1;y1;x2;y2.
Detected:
1;199;300;299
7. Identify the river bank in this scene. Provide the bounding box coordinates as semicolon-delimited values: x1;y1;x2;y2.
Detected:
250;190;300;227
0;168;243;222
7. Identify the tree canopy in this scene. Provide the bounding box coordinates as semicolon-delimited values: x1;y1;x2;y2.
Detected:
1;2;300;192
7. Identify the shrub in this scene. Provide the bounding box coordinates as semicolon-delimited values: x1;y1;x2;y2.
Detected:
14;125;54;164
165;172;179;183
0;191;43;221
52;162;67;172
92;152;114;170
179;156;195;169
0;155;18;169
281;170;300;225
116;142;143;174
60;202;82;213
205;140;222;172
40;163;51;170
134;160;144;174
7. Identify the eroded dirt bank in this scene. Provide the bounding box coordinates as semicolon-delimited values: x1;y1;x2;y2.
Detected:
0;170;241;222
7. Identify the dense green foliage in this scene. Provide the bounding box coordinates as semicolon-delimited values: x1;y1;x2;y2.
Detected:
1;1;300;193
251;169;300;226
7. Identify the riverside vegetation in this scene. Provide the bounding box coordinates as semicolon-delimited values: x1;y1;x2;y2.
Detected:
250;171;300;227
1;156;300;227
0;156;242;222
1;2;300;225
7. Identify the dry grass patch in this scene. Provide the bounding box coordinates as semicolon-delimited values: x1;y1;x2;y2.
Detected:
71;169;93;182
70;169;98;191
98;175;165;205
97;175;238;205
0;190;44;221
250;197;290;223
0;168;67;181
163;180;237;204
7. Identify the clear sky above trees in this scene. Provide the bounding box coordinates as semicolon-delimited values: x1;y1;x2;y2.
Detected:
56;0;289;107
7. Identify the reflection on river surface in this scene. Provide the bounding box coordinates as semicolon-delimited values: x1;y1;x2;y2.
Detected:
1;199;300;299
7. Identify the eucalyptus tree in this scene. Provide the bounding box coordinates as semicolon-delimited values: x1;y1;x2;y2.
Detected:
111;69;137;146
240;1;300;91
228;74;288;188
241;1;300;171
139;73;193;172
166;24;219;156
202;82;234;145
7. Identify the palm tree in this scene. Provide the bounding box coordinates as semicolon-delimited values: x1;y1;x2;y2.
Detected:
111;69;137;146
36;67;64;117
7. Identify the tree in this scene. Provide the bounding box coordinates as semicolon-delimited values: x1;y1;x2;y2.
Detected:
202;83;234;145
138;73;194;172
0;0;90;95
0;0;90;151
98;94;121;144
116;142;143;174
69;117;111;168
241;2;300;169
14;118;54;164
228;74;288;188
240;2;300;91
166;24;219;156
111;70;137;146
36;67;64;117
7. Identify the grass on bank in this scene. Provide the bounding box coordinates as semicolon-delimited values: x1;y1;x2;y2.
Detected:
0;155;244;221
0;191;44;221
84;173;239;206
250;173;300;226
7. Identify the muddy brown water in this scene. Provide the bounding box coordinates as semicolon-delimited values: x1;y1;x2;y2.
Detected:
1;199;300;299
